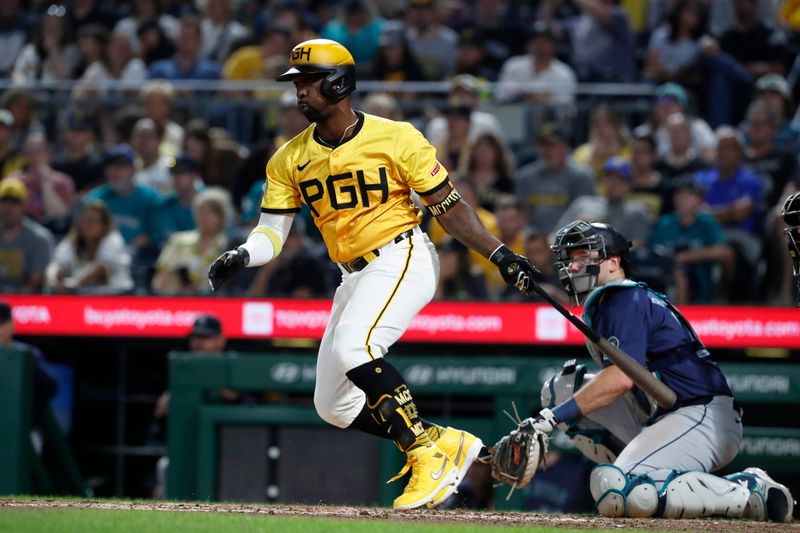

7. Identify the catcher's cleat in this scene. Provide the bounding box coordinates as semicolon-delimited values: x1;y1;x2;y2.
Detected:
732;467;795;522
427;427;484;508
389;443;458;510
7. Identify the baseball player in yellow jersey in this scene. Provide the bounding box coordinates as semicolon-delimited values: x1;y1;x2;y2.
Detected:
208;39;540;510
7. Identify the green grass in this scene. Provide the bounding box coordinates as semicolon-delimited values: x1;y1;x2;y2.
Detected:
0;507;662;533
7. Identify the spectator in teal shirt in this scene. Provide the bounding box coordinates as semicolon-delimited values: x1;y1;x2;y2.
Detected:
84;145;162;248
320;1;383;67
156;155;204;242
650;176;734;304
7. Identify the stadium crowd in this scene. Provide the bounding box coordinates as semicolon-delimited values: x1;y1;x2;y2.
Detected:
1;0;800;305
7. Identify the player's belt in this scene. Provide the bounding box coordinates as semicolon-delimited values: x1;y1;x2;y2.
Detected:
340;228;416;274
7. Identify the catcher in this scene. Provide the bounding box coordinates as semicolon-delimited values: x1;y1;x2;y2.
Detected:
490;220;794;522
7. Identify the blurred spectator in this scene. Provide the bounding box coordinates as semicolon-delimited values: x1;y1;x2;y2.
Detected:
150;312;234;499
246;217;332;298
0;177;54;293
695;127;763;235
0;301;58;401
743;101;798;211
320;0;383;68
183;119;211;173
9;132;76;234
113;0;180;56
149;15;221;81
709;0;778;35
0;0;32;78
523;227;566;302
635;82;716;162
719;0;787;79
200;0;250;63
45;200;132;294
369;19;425;82
137;17;177;66
70;0;120;33
655;112;709;180
426;74;504;149
555;157;652;246
12;4;78;85
570;0;637;82
743;100;800;301
268;2;317;46
223;22;290;82
629;133;672;222
131;118;173;195
0;111;25;180
573;103;632;179
753;74;800;153
467;0;531;75
202;128;245;191
405;0;457;80
52;110;104;195
151;187;232;295
74;24;109;80
84;144;162;248
458;133;514;212
454;29;496;81
515;123;596;233
2;89;45;151
434;237;488;300
695;126;763;300
141;81;184;158
361;92;401;120
781;0;800;30
494;197;529;297
433;102;472;171
495;22;577;105
643;0;708;85
650;176;733;304
157;155;203;239
73;30;147;98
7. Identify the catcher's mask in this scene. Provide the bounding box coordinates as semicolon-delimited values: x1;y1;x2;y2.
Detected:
551;220;634;305
277;39;356;100
781;192;800;302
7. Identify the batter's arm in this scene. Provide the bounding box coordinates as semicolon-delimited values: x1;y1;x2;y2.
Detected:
424;186;502;258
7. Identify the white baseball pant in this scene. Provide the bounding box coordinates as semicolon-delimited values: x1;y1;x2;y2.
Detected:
313;226;439;428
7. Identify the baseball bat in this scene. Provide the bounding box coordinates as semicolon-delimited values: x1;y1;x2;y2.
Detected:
526;281;677;409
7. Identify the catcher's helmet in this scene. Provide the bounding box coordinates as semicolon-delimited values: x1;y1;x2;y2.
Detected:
277;39;356;100
782;191;800;227
551;220;633;304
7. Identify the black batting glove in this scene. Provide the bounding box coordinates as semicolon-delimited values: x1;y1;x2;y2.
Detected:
208;247;249;291
490;245;541;292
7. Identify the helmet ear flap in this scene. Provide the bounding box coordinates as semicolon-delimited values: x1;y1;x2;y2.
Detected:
319;66;356;100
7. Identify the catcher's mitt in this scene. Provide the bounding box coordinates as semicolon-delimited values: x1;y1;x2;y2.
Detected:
489;417;549;499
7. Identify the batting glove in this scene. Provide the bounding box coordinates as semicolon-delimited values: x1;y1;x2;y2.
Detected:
490;245;541;292
208;247;249;291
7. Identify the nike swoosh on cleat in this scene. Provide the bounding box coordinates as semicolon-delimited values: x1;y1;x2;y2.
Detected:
454;432;465;465
297;160;311;171
430;454;448;481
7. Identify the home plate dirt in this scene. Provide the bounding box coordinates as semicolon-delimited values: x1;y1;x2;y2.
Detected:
1;499;798;532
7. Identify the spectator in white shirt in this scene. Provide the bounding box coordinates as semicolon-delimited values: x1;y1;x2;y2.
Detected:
425;74;505;148
200;0;249;63
496;22;577;105
73;30;147;98
131;118;172;195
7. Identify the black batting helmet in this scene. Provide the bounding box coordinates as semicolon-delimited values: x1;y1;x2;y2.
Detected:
277;39;356;100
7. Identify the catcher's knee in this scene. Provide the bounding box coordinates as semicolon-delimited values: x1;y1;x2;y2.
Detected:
590;464;658;518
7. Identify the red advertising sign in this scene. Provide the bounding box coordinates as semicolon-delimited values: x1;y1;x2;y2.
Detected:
2;295;799;348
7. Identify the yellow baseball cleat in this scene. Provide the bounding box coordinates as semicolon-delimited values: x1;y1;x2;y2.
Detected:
390;443;459;510
428;427;484;508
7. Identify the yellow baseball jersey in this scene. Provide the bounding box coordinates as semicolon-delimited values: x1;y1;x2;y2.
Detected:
260;112;449;263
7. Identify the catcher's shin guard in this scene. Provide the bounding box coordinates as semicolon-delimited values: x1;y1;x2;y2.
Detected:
660;471;750;519
590;464;658;518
